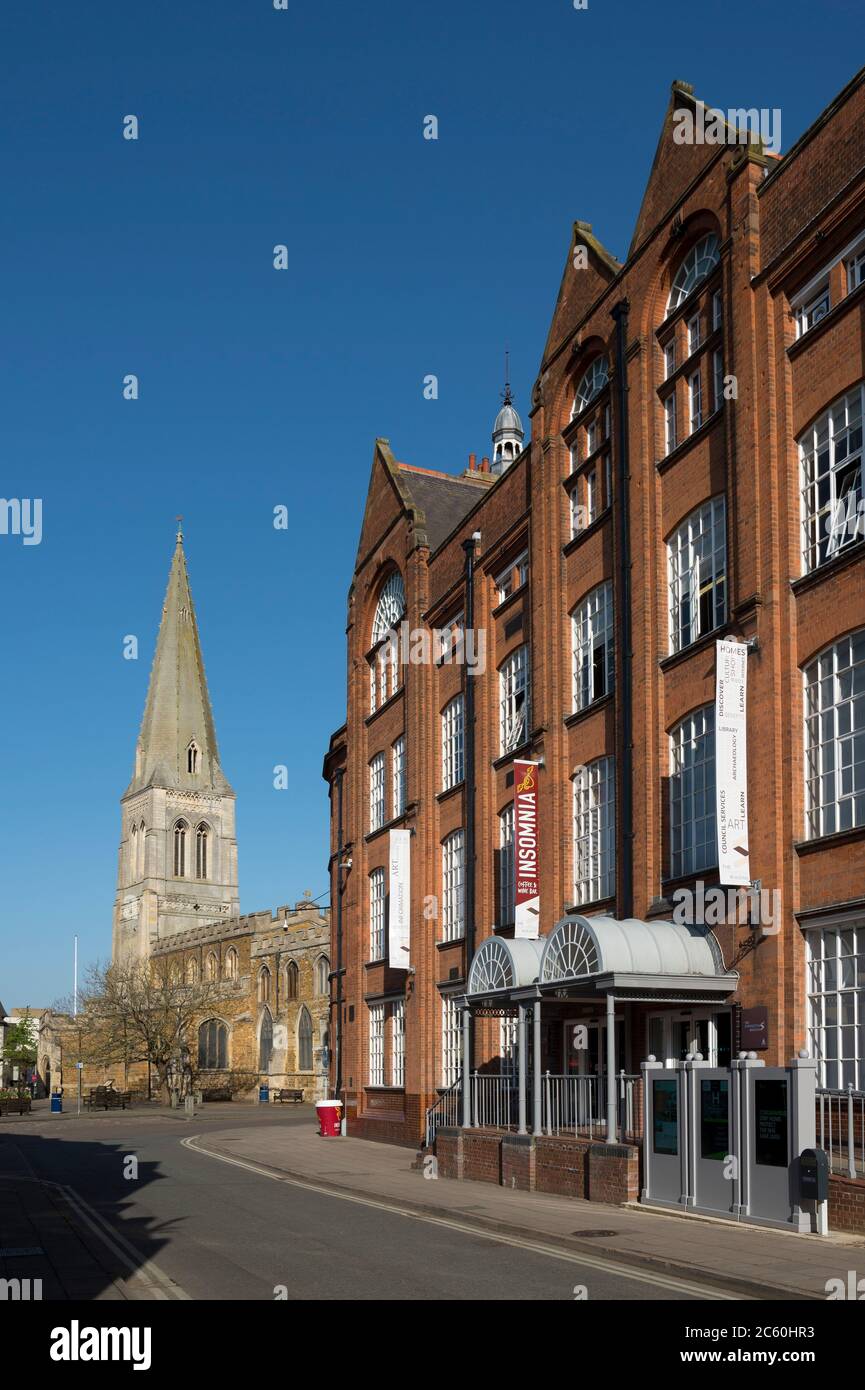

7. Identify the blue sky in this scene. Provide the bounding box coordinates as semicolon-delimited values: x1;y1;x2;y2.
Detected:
0;0;860;1005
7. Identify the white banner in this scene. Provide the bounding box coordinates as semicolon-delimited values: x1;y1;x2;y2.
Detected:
715;640;750;886
514;761;540;939
388;829;411;968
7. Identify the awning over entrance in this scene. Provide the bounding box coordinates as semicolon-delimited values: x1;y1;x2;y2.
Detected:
466;914;737;1004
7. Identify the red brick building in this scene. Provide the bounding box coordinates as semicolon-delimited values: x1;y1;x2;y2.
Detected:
323;70;865;1153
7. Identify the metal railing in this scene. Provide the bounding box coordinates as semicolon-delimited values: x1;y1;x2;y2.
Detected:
542;1071;640;1143
424;1075;462;1147
817;1086;865;1178
430;1070;641;1142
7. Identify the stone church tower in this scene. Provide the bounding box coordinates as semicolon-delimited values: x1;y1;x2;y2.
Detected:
112;529;240;962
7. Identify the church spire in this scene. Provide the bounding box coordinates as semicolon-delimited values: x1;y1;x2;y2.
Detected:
128;527;230;796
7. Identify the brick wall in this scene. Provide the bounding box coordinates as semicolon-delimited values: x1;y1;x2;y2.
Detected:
828;1175;865;1236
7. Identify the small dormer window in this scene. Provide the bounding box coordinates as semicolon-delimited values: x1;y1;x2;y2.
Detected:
187;741;199;774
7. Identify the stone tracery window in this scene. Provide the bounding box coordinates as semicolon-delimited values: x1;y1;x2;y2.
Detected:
173;820;188;877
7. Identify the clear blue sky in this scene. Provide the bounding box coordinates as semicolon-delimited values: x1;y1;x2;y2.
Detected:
0;0;860;1006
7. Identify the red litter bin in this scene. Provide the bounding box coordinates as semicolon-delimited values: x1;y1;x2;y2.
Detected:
315;1100;343;1137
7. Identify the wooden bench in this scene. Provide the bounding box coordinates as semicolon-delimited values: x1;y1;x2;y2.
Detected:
272;1088;304;1104
202;1086;233;1102
83;1087;131;1110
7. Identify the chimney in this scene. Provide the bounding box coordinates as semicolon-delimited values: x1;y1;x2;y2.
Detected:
468;453;476;471
480;456;490;472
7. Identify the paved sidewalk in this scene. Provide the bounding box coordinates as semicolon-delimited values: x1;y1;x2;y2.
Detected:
0;1136;171;1300
190;1119;865;1301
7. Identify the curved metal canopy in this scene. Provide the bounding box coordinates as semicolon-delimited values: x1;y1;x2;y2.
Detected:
467;935;543;996
539;915;726;984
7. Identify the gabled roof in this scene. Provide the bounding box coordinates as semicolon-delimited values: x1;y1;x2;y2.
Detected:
629;81;734;259
354;440;491;572
541;221;621;367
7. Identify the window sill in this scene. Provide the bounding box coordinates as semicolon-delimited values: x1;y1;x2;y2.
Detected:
492;582;528;620
562;506;612;556
787;279;865;361
655;408;724;474
436;780;465;805
365;814;412;845
658;622;733;672
563;691;613;730
364;1086;405;1095
789;540;865;596
794;824;865;857
660;867;720;896
492;730;542;771
436;935;466;950
564;895;615;915
365;686;404;727
365;957;387;970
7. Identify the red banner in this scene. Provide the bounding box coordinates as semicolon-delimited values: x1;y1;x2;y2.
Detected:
514;760;540;939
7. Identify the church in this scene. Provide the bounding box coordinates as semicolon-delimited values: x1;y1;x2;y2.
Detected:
44;529;331;1103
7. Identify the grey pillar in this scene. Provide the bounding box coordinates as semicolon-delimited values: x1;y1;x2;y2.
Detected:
461;1006;472;1128
532;999;542;1134
605;991;617;1143
517;1004;527;1135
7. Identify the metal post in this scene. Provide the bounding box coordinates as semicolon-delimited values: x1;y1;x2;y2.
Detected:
517;1004;527;1135
847;1083;856;1181
532;1000;542;1134
461;1007;472;1128
605;991;617;1142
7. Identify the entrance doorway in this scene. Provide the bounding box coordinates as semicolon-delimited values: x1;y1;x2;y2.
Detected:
647;1010;732;1068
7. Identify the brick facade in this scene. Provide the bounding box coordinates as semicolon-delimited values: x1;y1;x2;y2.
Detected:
324;72;865;1151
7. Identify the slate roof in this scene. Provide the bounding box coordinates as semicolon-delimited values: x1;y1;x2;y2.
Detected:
397;466;491;553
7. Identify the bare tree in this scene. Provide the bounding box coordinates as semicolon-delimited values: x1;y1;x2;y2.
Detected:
70;958;225;1101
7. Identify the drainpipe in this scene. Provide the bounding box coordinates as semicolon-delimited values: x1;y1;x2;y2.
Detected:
611;299;634;921
333;767;345;1103
462;533;480;1076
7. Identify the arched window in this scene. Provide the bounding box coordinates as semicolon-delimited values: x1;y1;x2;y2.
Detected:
186;956;199;985
187;740;199;774
370;571;406;645
285;959;299;1000
206;951;218;982
130;823;138;878
666;233;720;314
224;947;238;982
298;1006;313;1071
259;1009;273;1072
315;956;330;996
572;357;610;418
198;1018;227;1070
173;820;188;877
258;966;271;1005
137;820;146;878
195;823;209;880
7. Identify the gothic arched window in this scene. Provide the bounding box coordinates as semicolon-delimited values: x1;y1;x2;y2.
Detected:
173;820;188;877
130;823;138;878
315;956;330;996
206;951;218;982
187;741;199;774
186;956;199;985
666;233;720;314
258;966;271;1005
298;1006;313;1071
198;1018;227;1070
137;820;146;878
195;823;209;880
224;947;238;982
259;1009;273;1072
285;960;299;1000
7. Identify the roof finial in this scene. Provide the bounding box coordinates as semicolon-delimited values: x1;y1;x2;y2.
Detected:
502;347;513;407
175;515;183;544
